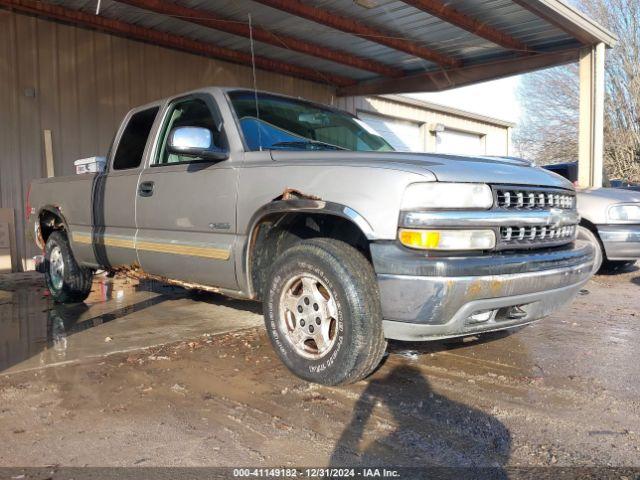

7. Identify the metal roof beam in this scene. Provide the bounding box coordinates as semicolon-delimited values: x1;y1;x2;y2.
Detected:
0;0;355;87
402;0;531;53
512;0;616;48
116;0;403;78
252;0;461;68
338;48;580;96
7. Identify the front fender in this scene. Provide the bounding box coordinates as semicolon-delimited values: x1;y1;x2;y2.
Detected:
241;199;375;298
246;199;375;239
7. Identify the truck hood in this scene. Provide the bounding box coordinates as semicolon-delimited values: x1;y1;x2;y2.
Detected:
269;151;573;189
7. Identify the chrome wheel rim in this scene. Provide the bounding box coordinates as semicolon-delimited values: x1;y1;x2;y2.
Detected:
49;246;64;291
278;273;339;360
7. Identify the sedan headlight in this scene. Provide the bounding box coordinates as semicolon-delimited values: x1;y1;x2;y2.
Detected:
401;182;493;210
399;228;496;251
608;204;640;223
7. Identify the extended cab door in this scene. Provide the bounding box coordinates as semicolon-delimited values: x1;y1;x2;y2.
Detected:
77;105;160;268
134;94;238;289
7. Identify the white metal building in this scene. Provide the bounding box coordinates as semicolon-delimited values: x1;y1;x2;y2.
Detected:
349;95;513;156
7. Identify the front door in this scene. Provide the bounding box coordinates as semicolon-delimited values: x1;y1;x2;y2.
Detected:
135;95;238;289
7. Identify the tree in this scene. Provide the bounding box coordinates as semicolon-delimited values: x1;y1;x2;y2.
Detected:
513;0;640;182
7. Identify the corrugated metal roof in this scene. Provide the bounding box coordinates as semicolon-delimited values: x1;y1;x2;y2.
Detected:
32;0;617;91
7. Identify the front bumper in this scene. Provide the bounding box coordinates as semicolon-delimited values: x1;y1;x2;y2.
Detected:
598;224;640;261
371;241;594;341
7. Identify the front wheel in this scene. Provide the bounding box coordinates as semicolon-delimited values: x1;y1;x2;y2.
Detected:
45;231;93;303
263;238;387;385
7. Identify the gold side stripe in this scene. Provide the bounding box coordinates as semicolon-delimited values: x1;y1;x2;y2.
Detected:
73;232;135;249
72;233;91;242
72;232;230;260
135;240;230;260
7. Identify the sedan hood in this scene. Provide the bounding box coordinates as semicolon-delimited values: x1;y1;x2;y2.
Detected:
269;151;574;189
576;187;640;224
578;187;640;203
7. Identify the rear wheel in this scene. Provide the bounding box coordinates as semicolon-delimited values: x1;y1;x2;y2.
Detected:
263;238;387;385
45;231;93;303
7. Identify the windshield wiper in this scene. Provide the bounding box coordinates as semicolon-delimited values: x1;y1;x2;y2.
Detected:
270;140;347;151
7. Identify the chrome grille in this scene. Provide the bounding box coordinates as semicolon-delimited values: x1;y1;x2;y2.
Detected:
499;225;576;247
495;187;574;210
491;186;578;249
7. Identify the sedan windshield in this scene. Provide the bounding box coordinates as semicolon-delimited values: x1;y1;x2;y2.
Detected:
228;91;393;152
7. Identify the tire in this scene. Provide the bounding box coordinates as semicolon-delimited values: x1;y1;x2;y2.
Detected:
577;225;603;274
45;230;93;303
263;238;387;385
602;260;636;272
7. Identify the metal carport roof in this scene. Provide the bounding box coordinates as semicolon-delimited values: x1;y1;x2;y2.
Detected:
0;0;616;95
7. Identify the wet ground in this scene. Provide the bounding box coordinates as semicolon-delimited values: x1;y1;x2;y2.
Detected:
0;267;639;467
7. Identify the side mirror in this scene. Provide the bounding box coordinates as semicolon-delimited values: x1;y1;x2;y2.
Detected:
167;126;228;161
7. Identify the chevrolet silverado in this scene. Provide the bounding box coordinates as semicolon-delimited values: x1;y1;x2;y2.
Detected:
27;87;595;385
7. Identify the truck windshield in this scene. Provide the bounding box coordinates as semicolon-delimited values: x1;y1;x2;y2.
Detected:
228;91;393;152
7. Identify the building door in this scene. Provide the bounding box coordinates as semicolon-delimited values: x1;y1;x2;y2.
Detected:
436;129;484;155
135;94;238;290
358;112;422;152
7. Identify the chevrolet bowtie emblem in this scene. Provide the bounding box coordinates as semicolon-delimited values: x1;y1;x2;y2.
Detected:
548;208;564;228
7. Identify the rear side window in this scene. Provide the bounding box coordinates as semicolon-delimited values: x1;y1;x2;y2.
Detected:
112;107;159;170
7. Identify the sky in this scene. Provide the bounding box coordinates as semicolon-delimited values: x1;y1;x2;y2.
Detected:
402;75;523;124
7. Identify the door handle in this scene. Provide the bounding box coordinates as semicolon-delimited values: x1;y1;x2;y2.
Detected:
138;181;155;197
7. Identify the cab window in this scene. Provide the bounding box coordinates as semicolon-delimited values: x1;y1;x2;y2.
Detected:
112;107;159;170
156;97;226;165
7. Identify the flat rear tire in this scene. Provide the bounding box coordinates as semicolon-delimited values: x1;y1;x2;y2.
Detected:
45;231;93;303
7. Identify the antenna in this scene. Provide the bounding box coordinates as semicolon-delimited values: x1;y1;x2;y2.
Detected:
248;13;263;151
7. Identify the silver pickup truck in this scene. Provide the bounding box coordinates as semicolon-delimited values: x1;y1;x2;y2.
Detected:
27;87;594;385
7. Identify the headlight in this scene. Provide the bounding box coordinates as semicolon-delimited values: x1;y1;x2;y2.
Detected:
608;204;640;222
399;228;496;251
401;182;493;210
